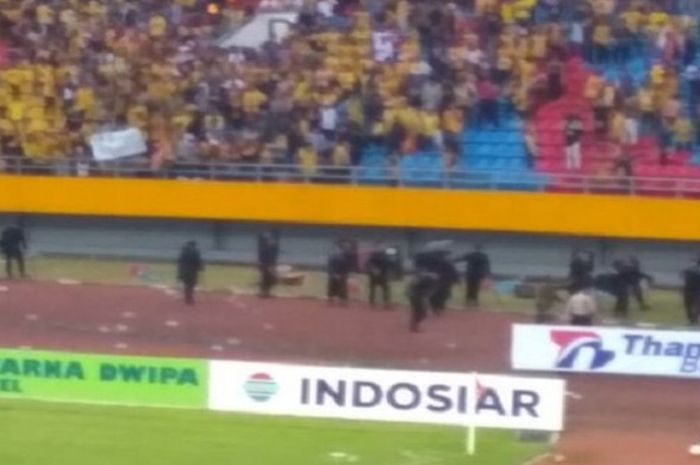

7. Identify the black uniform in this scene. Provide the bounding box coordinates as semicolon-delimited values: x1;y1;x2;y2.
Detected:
177;241;203;305
611;260;630;318
327;249;351;304
624;257;652;310
462;249;490;306
429;255;459;314
683;264;700;325
257;232;279;298
569;251;595;293
591;261;628;318
413;250;459;314
0;225;27;279
366;250;392;307
407;270;438;332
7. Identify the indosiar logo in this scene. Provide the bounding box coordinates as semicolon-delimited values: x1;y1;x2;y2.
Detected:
550;330;616;370
244;373;279;402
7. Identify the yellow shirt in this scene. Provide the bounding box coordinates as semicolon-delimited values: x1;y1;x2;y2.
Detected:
0;117;13;136
298;147;317;176
37;4;54;25
332;144;350;166
531;34;548;58
650;65;665;86
442;109;463;134
242;90;268;114
149;16;167;38
501;2;515;24
7;100;25;122
593;24;612;45
673;118;693;142
620;10;642;32
397;106;421;133
75;87;94;112
637;88;653;112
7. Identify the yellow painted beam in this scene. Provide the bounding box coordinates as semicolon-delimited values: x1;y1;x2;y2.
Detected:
0;175;698;241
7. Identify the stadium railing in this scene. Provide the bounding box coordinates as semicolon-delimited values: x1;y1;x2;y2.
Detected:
1;156;700;198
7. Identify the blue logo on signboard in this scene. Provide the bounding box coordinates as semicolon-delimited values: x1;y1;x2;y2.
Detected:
551;330;616;370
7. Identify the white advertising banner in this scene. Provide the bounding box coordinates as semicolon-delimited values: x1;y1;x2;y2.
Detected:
90;128;147;161
512;324;700;379
208;360;565;431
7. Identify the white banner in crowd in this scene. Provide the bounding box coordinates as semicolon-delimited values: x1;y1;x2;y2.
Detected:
512;324;700;379
208;360;565;431
89;128;147;161
371;30;397;62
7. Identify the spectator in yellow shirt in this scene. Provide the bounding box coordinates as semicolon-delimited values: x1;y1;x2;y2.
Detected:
672;114;694;150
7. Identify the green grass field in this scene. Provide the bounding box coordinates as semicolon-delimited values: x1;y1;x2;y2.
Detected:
0;399;547;465
23;254;691;327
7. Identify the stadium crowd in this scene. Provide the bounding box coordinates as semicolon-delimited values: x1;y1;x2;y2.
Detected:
0;0;699;179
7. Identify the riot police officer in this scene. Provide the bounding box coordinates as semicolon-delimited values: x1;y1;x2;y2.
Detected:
257;231;279;298
327;241;352;305
413;245;458;315
365;246;393;308
683;258;700;325
624;256;652;311
407;269;438;333
1;223;27;279
429;252;459;314
569;250;595;294
460;245;491;307
177;241;203;305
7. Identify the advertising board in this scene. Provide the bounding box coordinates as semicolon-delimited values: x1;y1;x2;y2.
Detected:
209;360;565;431
512;324;700;379
0;348;208;408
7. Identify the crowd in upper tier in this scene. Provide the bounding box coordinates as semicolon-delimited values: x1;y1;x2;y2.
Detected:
0;0;699;182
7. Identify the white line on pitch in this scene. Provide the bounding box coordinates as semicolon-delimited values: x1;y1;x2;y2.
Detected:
521;452;552;465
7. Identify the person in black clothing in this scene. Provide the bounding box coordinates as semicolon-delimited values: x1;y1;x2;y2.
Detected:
460;245;491;307
1;224;27;279
327;242;352;305
683;258;700;325
414;247;459;314
569;250;595;293
564;114;583;170
365;246;393;308
177;241;203;305
429;252;459;314
624;256;652;311
611;259;630;318
407;269;438;333
257;231;279;298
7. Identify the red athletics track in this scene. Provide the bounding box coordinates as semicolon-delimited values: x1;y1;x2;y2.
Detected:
0;280;699;465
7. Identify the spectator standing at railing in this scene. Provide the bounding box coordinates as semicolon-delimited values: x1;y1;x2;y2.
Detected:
564;114;583;171
524;122;538;169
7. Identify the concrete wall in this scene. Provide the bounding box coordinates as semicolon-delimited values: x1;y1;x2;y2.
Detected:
1;214;697;286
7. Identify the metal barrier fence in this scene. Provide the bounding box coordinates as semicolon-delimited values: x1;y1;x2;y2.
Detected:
2;156;700;198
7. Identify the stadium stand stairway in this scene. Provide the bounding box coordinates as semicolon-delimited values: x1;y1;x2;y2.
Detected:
458;113;548;191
